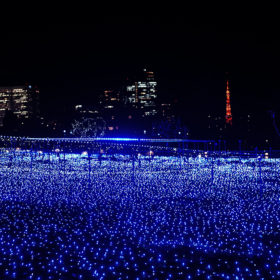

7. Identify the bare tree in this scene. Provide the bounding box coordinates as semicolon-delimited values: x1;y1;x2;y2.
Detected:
71;117;106;137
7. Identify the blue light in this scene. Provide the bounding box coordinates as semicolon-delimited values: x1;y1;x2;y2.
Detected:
0;143;279;278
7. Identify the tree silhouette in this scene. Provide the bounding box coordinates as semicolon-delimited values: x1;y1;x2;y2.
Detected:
71;117;106;137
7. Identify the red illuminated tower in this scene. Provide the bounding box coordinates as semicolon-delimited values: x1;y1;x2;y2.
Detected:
225;80;232;125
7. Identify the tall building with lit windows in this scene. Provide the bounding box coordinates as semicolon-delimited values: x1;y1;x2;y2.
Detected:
0;85;40;126
126;69;158;116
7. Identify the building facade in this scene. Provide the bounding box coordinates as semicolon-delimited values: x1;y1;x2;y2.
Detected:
0;85;40;126
99;89;121;110
126;69;157;117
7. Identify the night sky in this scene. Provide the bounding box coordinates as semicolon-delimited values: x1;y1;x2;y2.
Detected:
0;20;280;137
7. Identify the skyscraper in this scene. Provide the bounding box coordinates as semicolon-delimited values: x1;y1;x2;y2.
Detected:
126;69;157;117
0;85;40;126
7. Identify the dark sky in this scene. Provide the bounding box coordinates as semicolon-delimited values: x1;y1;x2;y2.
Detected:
0;20;279;128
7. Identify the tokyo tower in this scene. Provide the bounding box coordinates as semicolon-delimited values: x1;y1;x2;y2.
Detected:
225;80;232;125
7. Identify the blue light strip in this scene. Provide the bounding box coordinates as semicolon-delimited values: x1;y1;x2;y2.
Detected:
0;135;213;143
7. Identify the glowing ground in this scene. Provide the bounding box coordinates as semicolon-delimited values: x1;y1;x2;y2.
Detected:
0;151;280;279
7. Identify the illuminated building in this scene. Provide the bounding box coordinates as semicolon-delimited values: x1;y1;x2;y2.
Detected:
126;69;157;117
225;80;232;125
73;89;121;134
74;104;99;117
98;89;122;133
99;89;120;110
0;85;40;126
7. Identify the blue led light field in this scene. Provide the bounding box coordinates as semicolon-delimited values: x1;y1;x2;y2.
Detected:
1;149;280;279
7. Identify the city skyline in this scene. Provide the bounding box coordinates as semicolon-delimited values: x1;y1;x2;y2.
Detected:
0;68;276;148
0;21;280;142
